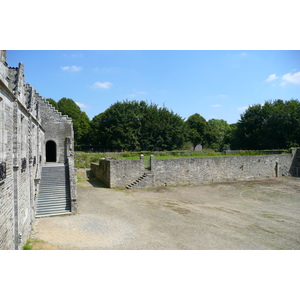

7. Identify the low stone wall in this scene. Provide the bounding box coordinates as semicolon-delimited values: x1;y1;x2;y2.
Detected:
91;157;145;188
91;159;111;187
151;154;294;187
91;150;299;189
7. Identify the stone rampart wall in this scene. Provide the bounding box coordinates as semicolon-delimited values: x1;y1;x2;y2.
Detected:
91;160;110;187
0;86;15;249
151;154;294;187
91;152;298;189
91;157;145;188
110;158;145;188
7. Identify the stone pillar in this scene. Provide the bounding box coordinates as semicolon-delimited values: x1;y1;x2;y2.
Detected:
150;155;154;171
65;137;77;214
13;165;19;249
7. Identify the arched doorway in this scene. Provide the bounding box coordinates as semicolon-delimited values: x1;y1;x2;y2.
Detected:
46;140;57;162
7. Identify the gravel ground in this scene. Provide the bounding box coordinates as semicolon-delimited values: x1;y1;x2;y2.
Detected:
30;170;300;250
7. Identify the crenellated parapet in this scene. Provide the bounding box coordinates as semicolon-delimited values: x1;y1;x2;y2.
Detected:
8;62;26;105
0;50;6;64
39;97;73;122
25;83;33;109
0;50;10;91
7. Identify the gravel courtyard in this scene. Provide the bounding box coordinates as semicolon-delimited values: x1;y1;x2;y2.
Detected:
30;169;300;250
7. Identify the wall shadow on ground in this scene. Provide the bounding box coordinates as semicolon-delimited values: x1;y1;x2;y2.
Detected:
86;170;109;188
290;149;300;177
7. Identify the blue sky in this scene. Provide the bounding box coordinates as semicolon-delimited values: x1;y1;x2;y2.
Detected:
6;50;300;124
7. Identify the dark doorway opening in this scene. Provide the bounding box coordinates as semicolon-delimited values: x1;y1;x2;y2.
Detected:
46;140;57;162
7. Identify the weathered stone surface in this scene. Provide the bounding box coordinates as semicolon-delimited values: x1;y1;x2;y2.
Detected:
152;154;295;187
0;50;76;249
91;151;299;189
91;157;145;188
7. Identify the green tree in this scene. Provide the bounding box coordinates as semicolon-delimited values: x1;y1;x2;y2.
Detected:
46;98;58;110
224;123;238;149
207;119;231;151
231;99;300;149
57;97;90;146
78;111;91;146
139;103;188;151
92;100;188;151
186;113;209;149
90;112;104;146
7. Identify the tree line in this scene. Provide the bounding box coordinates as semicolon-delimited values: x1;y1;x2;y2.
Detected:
47;98;300;151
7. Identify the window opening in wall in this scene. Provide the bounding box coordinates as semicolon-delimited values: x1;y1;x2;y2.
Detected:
0;162;6;181
21;158;27;172
46;140;57;162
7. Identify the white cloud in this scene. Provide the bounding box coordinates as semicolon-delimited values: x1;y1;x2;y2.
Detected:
92;82;112;89
76;102;89;109
128;89;146;97
211;104;222;107
265;74;278;82
281;71;300;85
61;65;82;72
238;106;249;111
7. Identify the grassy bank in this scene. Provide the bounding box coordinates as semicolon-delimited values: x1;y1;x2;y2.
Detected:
75;149;290;168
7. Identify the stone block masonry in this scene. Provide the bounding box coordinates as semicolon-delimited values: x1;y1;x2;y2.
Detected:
91;151;299;189
91;156;145;188
0;51;76;249
151;153;295;187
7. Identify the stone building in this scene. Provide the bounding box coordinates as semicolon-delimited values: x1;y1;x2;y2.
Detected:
0;50;76;250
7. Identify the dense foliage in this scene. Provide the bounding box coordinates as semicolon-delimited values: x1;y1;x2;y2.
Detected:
47;97;300;151
231;99;300;149
186;113;209;149
207;119;233;151
91;100;188;151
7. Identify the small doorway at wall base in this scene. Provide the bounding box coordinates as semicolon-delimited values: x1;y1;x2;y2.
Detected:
46;141;57;162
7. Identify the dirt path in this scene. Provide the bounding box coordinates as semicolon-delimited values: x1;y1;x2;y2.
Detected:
30;170;300;250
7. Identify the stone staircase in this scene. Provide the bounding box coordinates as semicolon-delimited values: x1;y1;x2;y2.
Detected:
36;164;71;216
126;171;154;189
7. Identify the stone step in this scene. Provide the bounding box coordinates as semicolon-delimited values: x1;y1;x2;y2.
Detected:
126;173;150;189
36;165;71;216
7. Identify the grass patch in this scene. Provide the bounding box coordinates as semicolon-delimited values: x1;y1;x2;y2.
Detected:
23;238;45;250
122;156;150;167
75;150;290;168
23;239;32;250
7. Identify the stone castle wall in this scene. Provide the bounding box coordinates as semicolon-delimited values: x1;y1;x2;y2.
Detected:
151;154;294;187
0;78;15;249
91;157;145;187
0;50;76;250
91;151;299;188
